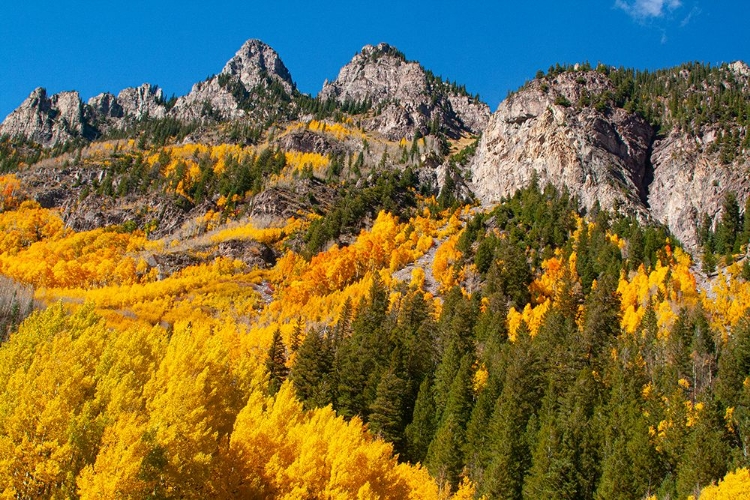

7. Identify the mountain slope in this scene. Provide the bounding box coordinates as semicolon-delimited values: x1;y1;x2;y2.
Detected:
3;44;750;500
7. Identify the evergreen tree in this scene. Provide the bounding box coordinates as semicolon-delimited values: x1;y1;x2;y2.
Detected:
405;377;437;464
579;275;621;372
482;323;543;500
676;400;730;499
464;367;503;484
266;329;288;396
715;191;741;256
523;392;577;500
290;328;333;408
335;276;390;419
628;225;645;270
425;355;474;490
368;368;407;450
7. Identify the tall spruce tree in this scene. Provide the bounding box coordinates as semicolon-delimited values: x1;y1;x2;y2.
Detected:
405;377;437;464
266;329;289;396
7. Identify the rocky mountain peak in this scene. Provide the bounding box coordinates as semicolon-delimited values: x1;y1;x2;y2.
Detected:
729;60;750;78
221;39;295;94
170;39;295;122
357;43;407;63
0;87;91;146
320;43;419;106
320;43;489;140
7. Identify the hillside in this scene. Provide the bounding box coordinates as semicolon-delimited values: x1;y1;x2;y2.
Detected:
1;40;750;498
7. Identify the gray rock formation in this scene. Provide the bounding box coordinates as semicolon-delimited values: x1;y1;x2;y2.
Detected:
649;130;750;249
171;39;295;121
729;60;750;78
471;63;750;250
0;88;91;146
2;84;169;146
87;92;123;120
117;83;167;120
222;39;295;95
471;71;653;219
170;77;244;122
320;43;489;140
85;84;166;134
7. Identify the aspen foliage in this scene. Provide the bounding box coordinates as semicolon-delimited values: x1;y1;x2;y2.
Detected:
0;303;466;498
617;246;699;336
285;119;367;141
4;160;750;498
692;468;750;500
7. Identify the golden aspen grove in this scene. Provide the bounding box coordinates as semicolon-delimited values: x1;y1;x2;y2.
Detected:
1;45;750;500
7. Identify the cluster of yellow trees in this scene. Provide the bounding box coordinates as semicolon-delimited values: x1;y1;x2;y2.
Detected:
284;119;366;141
0;201;155;289
0;304;481;498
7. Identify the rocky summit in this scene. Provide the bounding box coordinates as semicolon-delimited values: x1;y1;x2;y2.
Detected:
0;88;91;147
170;39;296;122
320;43;490;140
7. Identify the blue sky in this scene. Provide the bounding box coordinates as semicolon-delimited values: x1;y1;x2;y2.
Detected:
1;1;748;120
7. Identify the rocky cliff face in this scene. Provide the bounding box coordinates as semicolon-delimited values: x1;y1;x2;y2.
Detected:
471;63;750;250
0;88;91;146
170;39;295;122
169;78;242;122
647;61;750;247
471;71;653;219
648;131;750;249
320;43;489;140
85;83;167;133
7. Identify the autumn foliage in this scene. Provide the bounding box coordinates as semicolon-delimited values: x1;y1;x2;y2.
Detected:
4;169;750;498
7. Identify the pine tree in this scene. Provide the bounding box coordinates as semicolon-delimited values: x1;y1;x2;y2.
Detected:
289;318;303;352
405;377;437;464
715;191;741;256
336;276;390;419
482;323;543;500
290;328;333;408
368;369;407;450
266;329;288;396
676;400;730;499
523;392;577;500
426;355;475;492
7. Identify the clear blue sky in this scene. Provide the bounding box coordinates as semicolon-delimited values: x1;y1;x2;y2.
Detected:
1;1;748;120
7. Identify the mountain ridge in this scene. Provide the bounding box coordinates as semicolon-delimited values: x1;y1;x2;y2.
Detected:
1;39;749;251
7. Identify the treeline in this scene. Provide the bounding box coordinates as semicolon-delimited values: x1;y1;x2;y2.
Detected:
103;117;199;149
